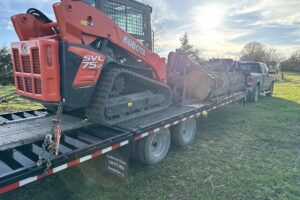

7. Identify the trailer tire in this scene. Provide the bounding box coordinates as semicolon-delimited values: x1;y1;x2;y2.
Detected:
137;128;170;165
171;119;197;147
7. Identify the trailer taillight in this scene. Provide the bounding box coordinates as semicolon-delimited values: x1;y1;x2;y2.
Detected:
247;75;253;86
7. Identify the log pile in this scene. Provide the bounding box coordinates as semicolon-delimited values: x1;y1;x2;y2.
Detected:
167;51;245;103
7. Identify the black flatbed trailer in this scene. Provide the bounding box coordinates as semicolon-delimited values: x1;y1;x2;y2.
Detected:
0;91;245;195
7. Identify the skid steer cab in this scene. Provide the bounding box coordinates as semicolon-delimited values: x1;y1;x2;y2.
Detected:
10;0;170;124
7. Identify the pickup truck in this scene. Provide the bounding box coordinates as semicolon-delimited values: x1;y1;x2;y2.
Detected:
239;61;275;102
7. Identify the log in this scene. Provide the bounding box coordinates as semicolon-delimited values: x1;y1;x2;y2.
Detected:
186;69;213;101
167;51;245;103
185;61;244;101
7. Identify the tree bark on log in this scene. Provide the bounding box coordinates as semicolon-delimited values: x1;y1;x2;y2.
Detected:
167;51;245;103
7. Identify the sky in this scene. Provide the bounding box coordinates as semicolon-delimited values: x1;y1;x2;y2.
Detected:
0;0;300;59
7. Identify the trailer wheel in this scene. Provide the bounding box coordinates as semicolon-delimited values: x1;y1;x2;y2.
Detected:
171;118;197;147
137;128;170;165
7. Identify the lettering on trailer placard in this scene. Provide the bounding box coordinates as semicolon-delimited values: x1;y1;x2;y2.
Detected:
104;147;129;179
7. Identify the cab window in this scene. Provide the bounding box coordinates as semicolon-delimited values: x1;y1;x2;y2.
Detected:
104;1;145;38
81;0;96;7
240;63;262;73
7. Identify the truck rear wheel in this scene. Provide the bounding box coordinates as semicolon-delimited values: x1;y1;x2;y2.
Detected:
171;119;197;147
266;83;274;97
249;85;260;103
137;128;170;165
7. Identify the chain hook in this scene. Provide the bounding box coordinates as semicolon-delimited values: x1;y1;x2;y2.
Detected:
36;102;63;175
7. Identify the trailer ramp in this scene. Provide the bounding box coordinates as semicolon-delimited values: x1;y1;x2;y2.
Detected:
0;111;92;151
0;124;130;195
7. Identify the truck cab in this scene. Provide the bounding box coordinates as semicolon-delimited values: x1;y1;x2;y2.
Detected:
239;61;275;102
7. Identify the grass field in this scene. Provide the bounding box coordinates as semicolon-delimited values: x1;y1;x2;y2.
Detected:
1;73;300;200
0;86;42;114
282;72;300;83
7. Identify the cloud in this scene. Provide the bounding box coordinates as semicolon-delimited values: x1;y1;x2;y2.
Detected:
0;0;56;21
229;0;300;27
151;1;255;58
0;0;299;58
139;0;177;23
155;0;300;58
0;19;13;31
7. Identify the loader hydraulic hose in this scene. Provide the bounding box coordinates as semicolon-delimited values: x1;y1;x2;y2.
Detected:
26;8;53;23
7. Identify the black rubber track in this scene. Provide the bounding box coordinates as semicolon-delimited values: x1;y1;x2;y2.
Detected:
85;68;172;125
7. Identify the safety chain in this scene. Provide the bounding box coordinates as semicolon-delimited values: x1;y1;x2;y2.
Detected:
0;92;18;104
37;102;63;175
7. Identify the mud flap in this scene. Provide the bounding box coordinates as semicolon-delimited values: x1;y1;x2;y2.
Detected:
104;143;130;180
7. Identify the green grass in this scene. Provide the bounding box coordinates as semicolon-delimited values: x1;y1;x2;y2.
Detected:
1;74;300;200
282;72;300;82
274;83;300;104
0;86;42;114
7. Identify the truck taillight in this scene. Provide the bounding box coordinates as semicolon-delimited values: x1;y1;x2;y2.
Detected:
247;75;253;86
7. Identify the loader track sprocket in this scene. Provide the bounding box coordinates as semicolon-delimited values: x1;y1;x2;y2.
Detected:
86;68;172;125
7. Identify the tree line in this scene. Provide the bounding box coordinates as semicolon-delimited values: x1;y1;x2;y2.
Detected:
0;46;13;86
280;51;300;72
240;41;300;73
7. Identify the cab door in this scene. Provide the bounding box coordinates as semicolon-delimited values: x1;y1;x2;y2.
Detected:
98;0;153;50
262;64;273;90
82;0;152;50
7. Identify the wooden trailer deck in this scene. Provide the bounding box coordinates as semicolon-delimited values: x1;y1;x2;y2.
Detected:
0;114;91;151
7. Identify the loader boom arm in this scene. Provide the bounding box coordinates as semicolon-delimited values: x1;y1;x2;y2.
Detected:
53;0;167;82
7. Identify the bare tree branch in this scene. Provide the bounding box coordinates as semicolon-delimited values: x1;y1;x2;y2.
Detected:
240;41;283;71
140;0;165;53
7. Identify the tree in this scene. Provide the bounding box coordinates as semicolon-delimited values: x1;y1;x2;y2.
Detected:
151;7;164;53
141;0;165;53
179;33;202;63
240;42;267;62
0;45;13;86
280;50;300;72
240;41;282;71
179;33;194;53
